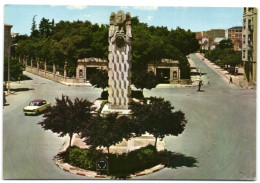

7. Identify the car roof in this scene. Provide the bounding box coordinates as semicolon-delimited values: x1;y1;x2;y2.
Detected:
31;99;45;102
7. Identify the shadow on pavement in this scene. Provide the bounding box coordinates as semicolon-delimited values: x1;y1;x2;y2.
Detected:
165;151;198;169
197;90;205;92
10;88;34;92
20;74;33;80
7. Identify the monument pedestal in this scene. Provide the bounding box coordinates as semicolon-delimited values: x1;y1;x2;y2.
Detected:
72;133;165;154
101;103;131;116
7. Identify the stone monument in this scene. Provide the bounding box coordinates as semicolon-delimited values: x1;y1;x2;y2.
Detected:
107;10;132;110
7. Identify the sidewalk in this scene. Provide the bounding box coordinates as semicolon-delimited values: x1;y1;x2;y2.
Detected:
54;134;165;178
195;53;254;89
60;81;92;87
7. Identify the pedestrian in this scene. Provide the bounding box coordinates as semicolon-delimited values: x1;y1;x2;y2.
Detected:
229;76;233;84
207;77;210;85
198;80;202;91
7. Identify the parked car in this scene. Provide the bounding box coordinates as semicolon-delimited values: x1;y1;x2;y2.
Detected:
23;99;51;115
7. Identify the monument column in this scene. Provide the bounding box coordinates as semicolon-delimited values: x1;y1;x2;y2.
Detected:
108;10;132;110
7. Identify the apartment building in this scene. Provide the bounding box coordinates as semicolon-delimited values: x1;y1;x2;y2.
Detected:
227;26;243;51
242;7;257;84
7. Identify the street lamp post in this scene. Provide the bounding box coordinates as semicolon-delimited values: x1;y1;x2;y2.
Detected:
7;43;17;93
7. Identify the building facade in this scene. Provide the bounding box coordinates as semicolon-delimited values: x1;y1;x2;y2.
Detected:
147;59;180;84
4;24;13;57
196;29;225;50
242;7;257;84
227;26;243;51
76;58;108;82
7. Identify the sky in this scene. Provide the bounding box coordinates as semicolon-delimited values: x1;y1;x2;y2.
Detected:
2;3;253;36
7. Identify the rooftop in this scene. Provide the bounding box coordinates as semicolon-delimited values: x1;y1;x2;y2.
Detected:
4;24;13;27
228;26;243;30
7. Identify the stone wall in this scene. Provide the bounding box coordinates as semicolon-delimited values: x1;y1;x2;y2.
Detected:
25;66;64;83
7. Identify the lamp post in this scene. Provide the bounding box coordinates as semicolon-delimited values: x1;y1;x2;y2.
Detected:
7;43;17;93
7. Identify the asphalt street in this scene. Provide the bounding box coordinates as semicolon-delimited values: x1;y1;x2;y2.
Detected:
3;53;256;180
3;73;101;179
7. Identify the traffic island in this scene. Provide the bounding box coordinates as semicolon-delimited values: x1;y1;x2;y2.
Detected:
54;137;166;179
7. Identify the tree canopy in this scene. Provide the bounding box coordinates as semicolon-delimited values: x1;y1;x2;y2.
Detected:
130;97;187;149
81;113;133;154
89;69;108;91
217;39;234;50
4;57;25;82
132;71;159;93
38;95;94;147
14;16;199;79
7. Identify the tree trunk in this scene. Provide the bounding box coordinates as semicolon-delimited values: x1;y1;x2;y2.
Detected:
107;146;110;155
69;133;73;147
154;136;158;151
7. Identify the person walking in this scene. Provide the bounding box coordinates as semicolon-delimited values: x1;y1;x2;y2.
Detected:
207;77;210;85
198;80;202;91
229;76;233;84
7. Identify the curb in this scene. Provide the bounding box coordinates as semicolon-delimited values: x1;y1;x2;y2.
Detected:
4;91;16;96
54;137;165;179
156;84;197;88
60;82;93;87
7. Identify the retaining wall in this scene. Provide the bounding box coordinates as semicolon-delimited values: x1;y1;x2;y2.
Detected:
25;66;64;83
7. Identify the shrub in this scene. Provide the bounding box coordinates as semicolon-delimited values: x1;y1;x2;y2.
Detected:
64;146;104;170
131;90;144;99
101;90;108;100
62;145;161;178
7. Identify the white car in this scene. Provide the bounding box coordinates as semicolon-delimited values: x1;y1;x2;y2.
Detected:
23;99;51;115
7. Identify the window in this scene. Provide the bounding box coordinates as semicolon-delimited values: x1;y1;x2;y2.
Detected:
79;69;83;78
173;71;177;78
243;35;246;44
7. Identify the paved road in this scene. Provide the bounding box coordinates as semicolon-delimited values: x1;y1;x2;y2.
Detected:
3;53;256;180
3;72;101;179
138;53;256;180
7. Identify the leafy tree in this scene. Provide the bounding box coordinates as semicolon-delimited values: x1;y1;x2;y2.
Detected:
38;95;95;147
131;16;140;27
167;27;200;55
31;15;39;37
4;57;25;84
89;69;108;91
217;39;234;50
82;113;133;154
131;23;151;71
16;16;199;81
39;18;51;37
90;24;109;59
132;71;159;93
219;51;242;72
130;97;187;150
